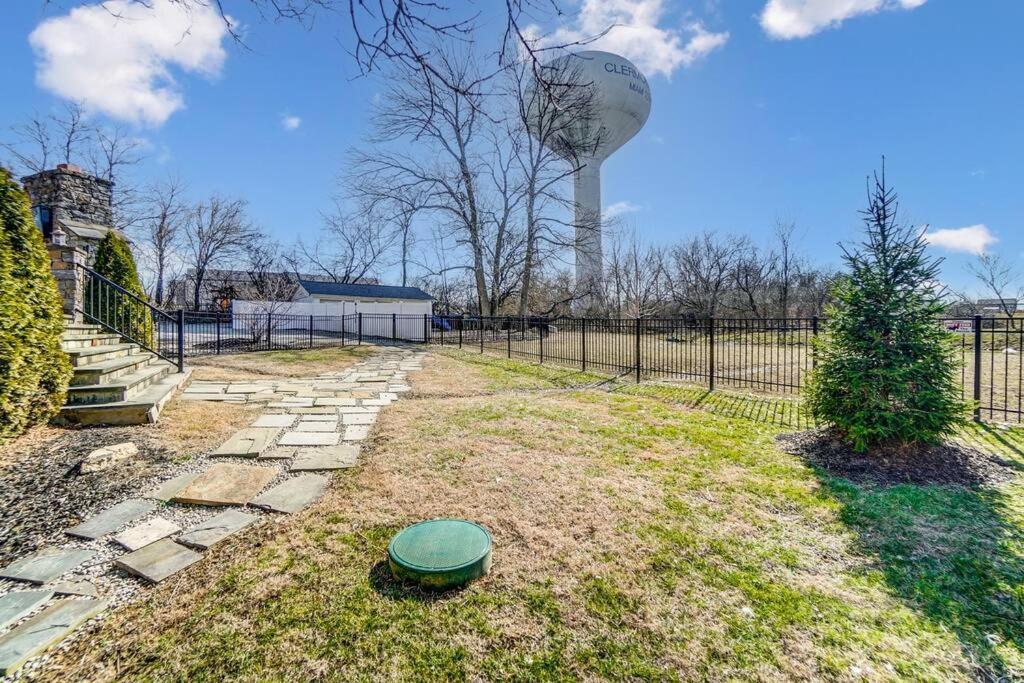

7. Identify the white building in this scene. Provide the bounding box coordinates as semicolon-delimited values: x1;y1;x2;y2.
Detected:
291;280;434;316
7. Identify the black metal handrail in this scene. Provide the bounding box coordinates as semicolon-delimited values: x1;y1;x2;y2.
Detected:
75;263;184;371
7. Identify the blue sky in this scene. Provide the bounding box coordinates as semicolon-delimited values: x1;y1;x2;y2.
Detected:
1;0;1022;292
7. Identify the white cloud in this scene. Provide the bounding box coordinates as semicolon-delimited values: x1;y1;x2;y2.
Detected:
281;115;302;131
539;0;729;78
924;224;997;256
760;0;927;40
29;0;231;127
605;200;642;218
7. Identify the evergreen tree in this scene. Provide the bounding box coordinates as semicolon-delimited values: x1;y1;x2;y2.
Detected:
0;168;72;442
91;232;154;346
806;163;966;451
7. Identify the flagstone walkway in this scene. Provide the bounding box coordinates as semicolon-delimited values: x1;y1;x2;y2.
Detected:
0;346;425;678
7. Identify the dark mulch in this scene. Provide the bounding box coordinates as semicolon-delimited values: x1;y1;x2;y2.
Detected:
777;429;1018;488
0;426;177;565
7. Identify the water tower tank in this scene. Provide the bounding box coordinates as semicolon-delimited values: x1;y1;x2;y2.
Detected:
532;50;652;307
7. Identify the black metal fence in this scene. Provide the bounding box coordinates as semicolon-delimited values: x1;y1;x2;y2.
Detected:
427;315;1022;425
81;295;1023;425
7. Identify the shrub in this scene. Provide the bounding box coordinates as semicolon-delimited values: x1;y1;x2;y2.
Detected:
806;165;966;451
90;231;154;347
0;167;72;442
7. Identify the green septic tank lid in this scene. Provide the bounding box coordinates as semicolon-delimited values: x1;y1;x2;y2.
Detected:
388;519;492;589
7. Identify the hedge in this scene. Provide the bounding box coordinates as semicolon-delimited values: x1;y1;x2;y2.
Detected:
0;168;72;442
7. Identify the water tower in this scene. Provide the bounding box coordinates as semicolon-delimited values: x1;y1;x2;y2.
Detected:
531;50;652;308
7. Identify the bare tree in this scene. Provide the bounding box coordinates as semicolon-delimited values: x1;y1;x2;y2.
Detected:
2;103;91;175
52;103;90;166
287;205;396;284
507;53;599;316
773;219;800;317
135;176;188;306
969;253;1022;323
604;232;666;318
182;196;257;311
730;245;776;319
352;50;494;312
2;114;52;174
666;232;746;317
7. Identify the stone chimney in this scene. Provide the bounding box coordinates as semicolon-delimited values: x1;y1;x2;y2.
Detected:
21;164;115;256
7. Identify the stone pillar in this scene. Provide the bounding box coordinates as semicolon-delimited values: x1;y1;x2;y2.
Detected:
48;243;87;322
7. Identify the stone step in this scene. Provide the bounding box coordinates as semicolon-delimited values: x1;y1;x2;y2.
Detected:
69;351;158;387
60;333;121;350
55;369;192;426
65;361;174;405
0;598;107;675
62;323;102;334
67;342;140;368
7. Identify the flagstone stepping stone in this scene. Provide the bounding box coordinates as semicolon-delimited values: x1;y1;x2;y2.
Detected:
252;414;296;428
362;398;393;406
184;384;227;393
343;413;376;426
225;384;272;394
294;421;338;433
66;499;155;540
338;406;375;414
290;445;360;472
343;425;371;441
288;407;337;415
300;414;340;422
114;539;201;584
212;427;281;457
0;549;96;586
146;472;200;501
177;510;258;550
268;400;310;408
279;432;340;447
258;447;297;460
183;393;244;402
172;463;277;506
390;385;412;392
282;397;316;405
113;518;181;551
0;590;52;631
0;598;107;675
314;397;356;406
49;580;99;598
249;474;329;514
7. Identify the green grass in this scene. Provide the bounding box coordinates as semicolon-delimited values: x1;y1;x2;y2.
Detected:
52;350;1024;681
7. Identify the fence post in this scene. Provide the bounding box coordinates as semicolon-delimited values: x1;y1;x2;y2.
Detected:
708;317;716;391
581;318;587;372
507;323;512;359
357;313;362;345
480;318;485;354
973;314;982;422
635;317;641;384
216;311;222;355
176;309;185;372
423;314;429;344
392;313;397;342
811;315;819;370
266;312;272;351
539;321;544;364
309;315;314;349
457;319;461;348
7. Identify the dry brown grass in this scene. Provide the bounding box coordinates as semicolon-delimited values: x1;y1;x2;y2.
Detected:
189;344;375;381
37;354;989;681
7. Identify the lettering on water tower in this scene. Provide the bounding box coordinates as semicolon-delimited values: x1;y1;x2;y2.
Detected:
604;61;651;102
